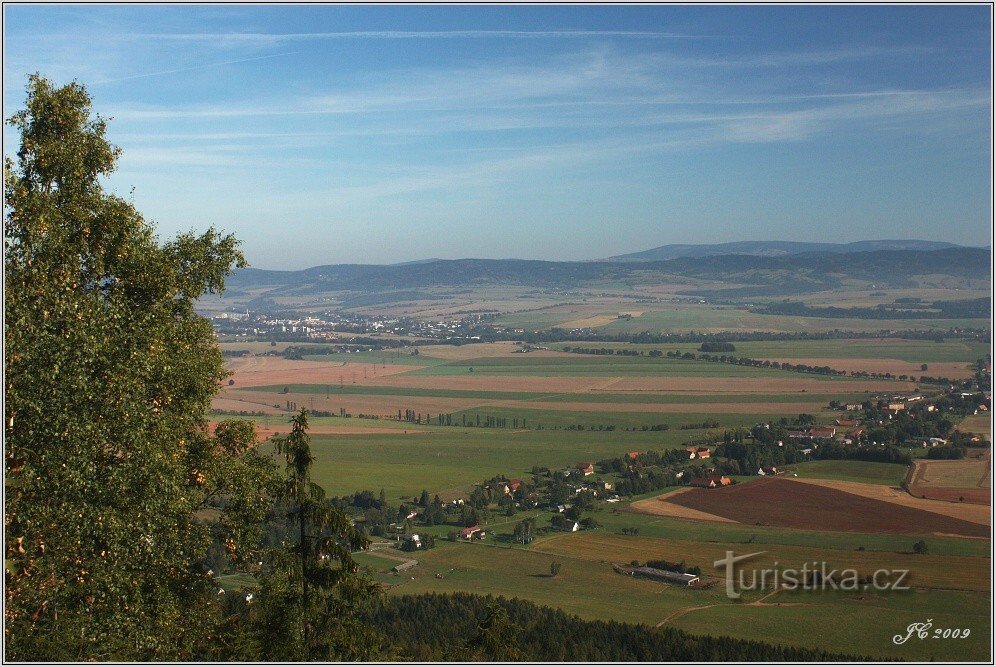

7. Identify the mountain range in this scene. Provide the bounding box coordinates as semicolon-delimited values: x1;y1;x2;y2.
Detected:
225;243;990;299
602;239;963;262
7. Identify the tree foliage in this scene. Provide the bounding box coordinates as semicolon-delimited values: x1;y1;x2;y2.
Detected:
4;75;274;660
245;409;382;661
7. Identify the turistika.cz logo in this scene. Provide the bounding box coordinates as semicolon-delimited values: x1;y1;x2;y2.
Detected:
713;550;911;600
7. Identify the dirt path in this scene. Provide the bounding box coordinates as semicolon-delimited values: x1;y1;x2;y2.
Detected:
655;588;802;627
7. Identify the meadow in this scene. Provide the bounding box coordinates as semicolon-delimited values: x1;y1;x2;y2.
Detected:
213;332;989;662
787;460;910;486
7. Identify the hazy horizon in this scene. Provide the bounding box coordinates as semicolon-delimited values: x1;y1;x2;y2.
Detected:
3;5;992;270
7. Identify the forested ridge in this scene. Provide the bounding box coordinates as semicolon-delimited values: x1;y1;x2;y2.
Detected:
358;593;871;661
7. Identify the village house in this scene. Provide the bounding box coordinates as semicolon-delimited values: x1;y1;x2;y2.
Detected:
809;426;836;439
552;519;580;532
458;526;484;540
578;463;595;475
888;402;906;412
627;451;641;460
684;446;712;459
689;474;731;488
845;403;863;411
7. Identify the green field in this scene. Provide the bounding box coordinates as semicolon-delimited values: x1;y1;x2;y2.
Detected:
246;383;872;407
299;427;708;499
372;536;989;660
445;406;794;430
589;505;988;557
669;588;990;661
385;540;747;625
551;338;987;364
406;355;858;378
788;460;910;486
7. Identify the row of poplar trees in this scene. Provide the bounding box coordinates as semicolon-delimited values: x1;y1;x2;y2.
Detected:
4;76;384;661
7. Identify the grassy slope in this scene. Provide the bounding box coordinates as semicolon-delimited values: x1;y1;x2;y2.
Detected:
787;460;910;486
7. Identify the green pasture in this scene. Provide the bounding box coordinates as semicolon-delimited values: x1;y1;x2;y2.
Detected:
245;383;871;407
387;540;750;625
669;588;990;661
551;337;988;365
299;427;709;500
445;407;794;431
594;506;989;558
787;460;910;486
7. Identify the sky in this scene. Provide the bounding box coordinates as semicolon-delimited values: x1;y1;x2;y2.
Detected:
3;4;992;269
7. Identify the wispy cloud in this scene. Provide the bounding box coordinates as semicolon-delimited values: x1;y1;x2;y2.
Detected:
92;51;298;84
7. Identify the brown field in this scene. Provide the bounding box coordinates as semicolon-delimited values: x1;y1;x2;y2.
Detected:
536;533;990;593
791;477;991;525
557;314;620;329
759;358;975;379
908;455;991;505
629;488;734;522
225;356;416;388
663;477;988;538
603;376;911;393
958;414;993;440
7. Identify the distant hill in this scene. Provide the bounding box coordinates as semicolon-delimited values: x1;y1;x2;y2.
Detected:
604;240;963;262
226;247;990;299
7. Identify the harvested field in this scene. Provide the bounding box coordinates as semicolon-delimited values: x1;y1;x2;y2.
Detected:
601;376;910;393
664;477;989;538
629;488;735;522
557;314;619;329
792;477;991;525
908;456;991;505
225;356;416;388
958;414;992;440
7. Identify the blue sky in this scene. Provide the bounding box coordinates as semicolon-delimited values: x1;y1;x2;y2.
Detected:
3;5;992;269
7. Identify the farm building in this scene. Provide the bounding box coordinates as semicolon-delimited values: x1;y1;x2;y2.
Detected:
689;474;731;488
391;560;417;573
458;526;484;540
684;446;711;459
809;426;836;439
552;520;580;532
632;566;700;586
577;463;595;475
